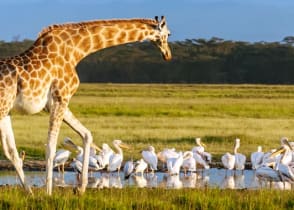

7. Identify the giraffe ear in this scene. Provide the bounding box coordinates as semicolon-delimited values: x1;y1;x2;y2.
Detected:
159;16;166;29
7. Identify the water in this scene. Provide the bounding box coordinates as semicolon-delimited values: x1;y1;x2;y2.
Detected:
0;169;292;190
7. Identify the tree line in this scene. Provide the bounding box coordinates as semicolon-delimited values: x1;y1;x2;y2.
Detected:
1;37;294;84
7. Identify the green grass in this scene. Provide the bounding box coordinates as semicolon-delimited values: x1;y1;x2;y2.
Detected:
0;187;293;210
8;83;294;161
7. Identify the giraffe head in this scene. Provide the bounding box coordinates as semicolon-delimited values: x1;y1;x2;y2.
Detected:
150;16;172;61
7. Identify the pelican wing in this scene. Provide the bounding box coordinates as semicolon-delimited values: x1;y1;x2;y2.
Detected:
108;154;122;172
235;153;246;170
142;151;158;170
54;149;71;167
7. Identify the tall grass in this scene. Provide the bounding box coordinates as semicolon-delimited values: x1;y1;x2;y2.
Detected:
0;187;293;210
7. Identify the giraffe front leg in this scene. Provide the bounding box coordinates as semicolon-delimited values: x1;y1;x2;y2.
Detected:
63;108;92;194
46;102;67;195
0;116;32;194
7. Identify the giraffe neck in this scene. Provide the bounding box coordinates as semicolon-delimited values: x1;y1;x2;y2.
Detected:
34;19;158;65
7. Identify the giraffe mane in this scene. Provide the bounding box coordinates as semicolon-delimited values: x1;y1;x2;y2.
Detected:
38;18;158;38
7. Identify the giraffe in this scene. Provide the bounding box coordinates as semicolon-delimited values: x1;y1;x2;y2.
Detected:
0;16;171;195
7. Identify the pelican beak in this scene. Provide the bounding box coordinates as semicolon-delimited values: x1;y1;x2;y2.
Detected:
270;146;286;158
284;139;293;151
62;138;79;151
201;143;207;148
91;143;102;152
119;142;130;149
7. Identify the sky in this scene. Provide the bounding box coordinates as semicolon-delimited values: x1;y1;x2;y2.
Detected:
1;0;294;42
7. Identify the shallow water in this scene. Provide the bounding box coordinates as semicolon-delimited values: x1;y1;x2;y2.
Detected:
0;169;293;190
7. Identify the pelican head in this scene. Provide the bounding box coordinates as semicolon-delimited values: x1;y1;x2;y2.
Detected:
271;137;293;158
195;137;206;148
62;137;79;151
91;143;102;153
113;139;130;149
280;137;293;151
147;145;156;152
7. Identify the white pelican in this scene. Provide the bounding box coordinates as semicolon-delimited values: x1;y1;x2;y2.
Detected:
142;146;158;172
271;138;294;182
192;138;211;169
134;158;148;176
221;141;236;174
157;148;179;169
123;160;134;179
251;146;264;170
94;143;114;169
193;152;210;169
255;145;289;182
108;139;129;173
63;137;102;172
261;149;278;168
167;152;184;175
279;137;293;165
53;149;71;173
167;151;192;175
192;137;206;154
234;138;246;171
181;151;196;175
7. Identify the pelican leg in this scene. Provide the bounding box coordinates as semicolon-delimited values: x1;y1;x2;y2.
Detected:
0;116;32;194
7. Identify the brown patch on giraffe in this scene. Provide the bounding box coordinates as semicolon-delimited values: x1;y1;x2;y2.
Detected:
59;31;70;41
38;54;48;60
37;69;47;79
32;60;42;69
137;32;144;41
64;63;72;74
123;23;135;30
20;70;30;80
4;77;13;87
55;57;65;67
78;28;89;37
48;52;58;60
128;30;138;42
78;37;91;52
117;31;127;43
102;27;119;39
32;46;42;54
31;70;37;78
53;36;62;45
48;43;57;52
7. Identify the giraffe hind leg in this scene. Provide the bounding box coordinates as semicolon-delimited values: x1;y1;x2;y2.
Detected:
0;116;32;194
63;108;93;194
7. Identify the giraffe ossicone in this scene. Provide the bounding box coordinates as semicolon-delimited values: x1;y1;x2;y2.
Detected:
0;16;171;195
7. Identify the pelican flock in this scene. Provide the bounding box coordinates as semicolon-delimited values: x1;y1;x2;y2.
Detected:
42;136;294;189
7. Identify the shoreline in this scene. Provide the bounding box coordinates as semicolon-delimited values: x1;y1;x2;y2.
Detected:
0;160;253;171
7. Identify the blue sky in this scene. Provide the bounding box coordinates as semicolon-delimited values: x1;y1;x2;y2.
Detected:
1;0;294;42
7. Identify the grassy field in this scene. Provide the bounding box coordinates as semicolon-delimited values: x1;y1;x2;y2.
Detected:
9;84;294;161
2;84;294;209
